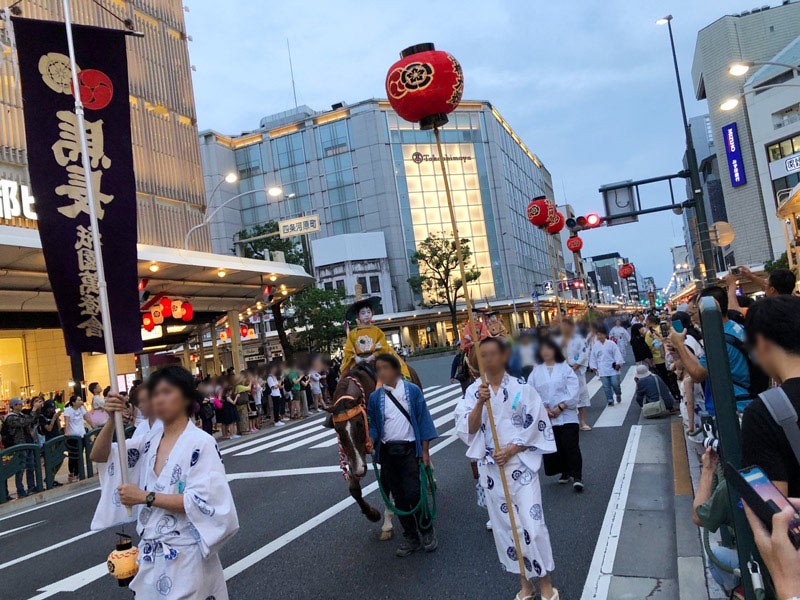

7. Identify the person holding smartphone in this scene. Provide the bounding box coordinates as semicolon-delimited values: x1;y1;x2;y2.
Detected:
589;326;624;406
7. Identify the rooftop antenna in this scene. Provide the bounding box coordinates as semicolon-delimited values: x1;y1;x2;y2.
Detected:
287;38;298;109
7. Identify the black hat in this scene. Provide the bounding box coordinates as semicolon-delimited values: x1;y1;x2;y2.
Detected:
346;296;382;323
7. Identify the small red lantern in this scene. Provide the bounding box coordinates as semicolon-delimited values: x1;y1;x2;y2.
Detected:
546;211;565;234
159;297;172;318
619;263;635;279
142;313;155;332
526;197;550;228
566;236;583;252
180;301;193;322
385;43;463;130
240;324;248;338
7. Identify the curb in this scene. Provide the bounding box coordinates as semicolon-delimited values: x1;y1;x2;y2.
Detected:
0;476;99;519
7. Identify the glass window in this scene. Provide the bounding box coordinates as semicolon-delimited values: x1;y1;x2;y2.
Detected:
780;139;794;157
235;144;261;178
317;120;350;157
793;135;800;153
369;275;380;293
335;280;345;291
324;281;333;291
767;142;780;161
357;277;367;294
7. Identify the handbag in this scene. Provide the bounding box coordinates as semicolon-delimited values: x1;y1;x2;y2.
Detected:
642;377;668;419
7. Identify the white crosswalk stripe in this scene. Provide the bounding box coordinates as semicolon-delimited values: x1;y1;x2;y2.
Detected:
232;383;461;457
592;367;637;428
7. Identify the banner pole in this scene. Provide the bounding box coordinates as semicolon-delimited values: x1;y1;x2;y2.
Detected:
61;0;131;515
433;126;527;585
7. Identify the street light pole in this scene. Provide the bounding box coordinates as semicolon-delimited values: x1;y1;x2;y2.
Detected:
184;188;277;251
660;15;716;285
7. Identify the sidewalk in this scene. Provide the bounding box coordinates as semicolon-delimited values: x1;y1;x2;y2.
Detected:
583;410;714;600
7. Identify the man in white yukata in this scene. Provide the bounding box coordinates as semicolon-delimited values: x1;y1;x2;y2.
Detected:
455;337;560;600
557;318;592;431
609;319;630;364
589;326;625;406
91;366;239;600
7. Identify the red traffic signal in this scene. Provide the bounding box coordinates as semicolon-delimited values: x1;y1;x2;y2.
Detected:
586;213;601;227
566;213;602;232
571;278;583;289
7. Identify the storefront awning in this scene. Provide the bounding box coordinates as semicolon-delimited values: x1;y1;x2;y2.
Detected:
0;225;314;315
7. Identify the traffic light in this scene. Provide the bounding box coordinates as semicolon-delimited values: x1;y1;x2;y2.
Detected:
571;278;583;289
566;213;603;232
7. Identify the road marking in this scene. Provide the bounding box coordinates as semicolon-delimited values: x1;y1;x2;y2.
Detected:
0;520;44;538
228;466;343;480
585;376;602;402
592;368;636;428
0;529;99;572
0;487;99;523
222;434;459;580
581;425;642;600
273;428;339;452
221;416;325;455
27;563;108;600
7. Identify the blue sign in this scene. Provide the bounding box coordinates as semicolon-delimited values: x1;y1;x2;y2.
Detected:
542;280;554;293
531;291;540;314
722;122;746;187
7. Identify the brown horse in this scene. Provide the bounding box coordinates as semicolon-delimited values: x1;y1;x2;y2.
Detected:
327;363;422;533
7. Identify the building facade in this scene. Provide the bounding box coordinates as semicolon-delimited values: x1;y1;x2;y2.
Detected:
200;99;563;339
692;2;800;265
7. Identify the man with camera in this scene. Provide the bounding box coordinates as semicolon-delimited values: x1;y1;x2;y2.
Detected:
645;314;681;401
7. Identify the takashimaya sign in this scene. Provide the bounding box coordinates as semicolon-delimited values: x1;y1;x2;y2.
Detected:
0;179;38;221
411;151;472;164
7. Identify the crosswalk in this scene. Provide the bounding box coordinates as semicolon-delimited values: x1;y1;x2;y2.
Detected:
230;383;465;457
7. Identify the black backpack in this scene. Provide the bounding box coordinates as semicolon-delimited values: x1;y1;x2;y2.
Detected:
724;333;770;398
282;376;293;393
199;400;215;421
0;417;13;448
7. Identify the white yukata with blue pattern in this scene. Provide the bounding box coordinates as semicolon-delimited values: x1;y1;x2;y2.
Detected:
455;373;557;578
91;421;239;600
559;333;591;408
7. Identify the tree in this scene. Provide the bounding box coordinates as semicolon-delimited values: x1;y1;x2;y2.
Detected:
407;232;481;339
236;222;309;361
764;251;789;273
289;287;347;354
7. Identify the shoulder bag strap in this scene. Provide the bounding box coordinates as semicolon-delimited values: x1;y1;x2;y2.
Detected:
384;389;413;426
759;387;800;466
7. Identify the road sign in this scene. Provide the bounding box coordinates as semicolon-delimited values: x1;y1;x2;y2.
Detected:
278;214;320;238
709;221;735;247
532;291;540;314
542;280;554;293
600;180;639;226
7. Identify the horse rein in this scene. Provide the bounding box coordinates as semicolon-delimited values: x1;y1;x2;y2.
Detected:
331;376;372;468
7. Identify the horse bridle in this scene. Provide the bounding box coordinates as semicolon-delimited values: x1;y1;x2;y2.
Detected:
331;375;372;456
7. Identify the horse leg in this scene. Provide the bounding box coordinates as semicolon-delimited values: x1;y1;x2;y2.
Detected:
349;478;381;522
379;506;394;541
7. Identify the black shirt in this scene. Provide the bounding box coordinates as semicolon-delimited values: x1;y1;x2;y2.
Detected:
741;377;800;497
631;337;652;363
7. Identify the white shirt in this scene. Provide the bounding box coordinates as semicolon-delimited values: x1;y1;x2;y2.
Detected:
63;405;87;436
518;343;536;368
131;417;163;440
253;381;263;406
589;339;624;377
528;363;581;426
382;380;414;442
267;375;281;397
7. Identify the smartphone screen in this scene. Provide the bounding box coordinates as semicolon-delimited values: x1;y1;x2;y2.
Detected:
741;466;800;540
659;321;669;337
671;320;684;334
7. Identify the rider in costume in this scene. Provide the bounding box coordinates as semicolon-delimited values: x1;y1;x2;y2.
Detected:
342;297;411;379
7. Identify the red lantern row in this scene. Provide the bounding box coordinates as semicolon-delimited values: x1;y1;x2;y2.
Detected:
142;297;194;331
619;263;635;279
526;196;564;235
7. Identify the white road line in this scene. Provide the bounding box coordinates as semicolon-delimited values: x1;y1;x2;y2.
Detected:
227;466;343;480
0;529;99;572
592;368;637;428
273;428;338;452
309;393;462;450
0;487;99;523
221;416;325;455
0;520;44;538
585;376;602;402
27;563;107;600
581;425;642;600
222;434;459;580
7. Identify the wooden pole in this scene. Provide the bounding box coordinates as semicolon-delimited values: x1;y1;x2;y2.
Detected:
546;232;563;323
433;127;527;582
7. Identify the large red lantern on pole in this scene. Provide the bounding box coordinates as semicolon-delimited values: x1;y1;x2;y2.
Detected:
385;43;463;129
546;211;565;234
566;236;583;252
619;263;635;279
526;197;551;228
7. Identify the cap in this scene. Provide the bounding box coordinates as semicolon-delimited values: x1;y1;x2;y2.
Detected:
9;397;23;407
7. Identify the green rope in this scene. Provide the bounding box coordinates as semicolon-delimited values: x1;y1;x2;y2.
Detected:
373;460;437;528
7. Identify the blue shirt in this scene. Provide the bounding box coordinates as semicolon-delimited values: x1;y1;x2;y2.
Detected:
700;320;750;413
367;382;438;461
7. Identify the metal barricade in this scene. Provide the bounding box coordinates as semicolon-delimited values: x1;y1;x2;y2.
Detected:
83;427;102;478
0;444;43;503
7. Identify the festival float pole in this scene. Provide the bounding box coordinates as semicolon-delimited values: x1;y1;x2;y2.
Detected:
386;43;527;583
62;0;131;515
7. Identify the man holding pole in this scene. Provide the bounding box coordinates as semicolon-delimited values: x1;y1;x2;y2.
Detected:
455;337;560;600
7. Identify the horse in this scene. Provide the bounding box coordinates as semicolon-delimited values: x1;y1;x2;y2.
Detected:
326;363;422;541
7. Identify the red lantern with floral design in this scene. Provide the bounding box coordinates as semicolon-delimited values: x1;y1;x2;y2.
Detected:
619;263;635;279
526;197;550;228
180;301;193;322
385;43;463;130
240;324;248;338
142;313;155;332
546;211;565;234
566;236;583;252
159;297;173;318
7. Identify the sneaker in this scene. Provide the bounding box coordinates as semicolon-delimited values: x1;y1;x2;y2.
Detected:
249;428;258;433
485;520;493;531
615;396;622;404
421;529;438;552
395;538;421;557
274;421;286;427
557;475;573;484
230;434;241;439
573;480;585;492
607;401;614;406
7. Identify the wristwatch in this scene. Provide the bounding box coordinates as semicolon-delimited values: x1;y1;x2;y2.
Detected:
145;491;156;508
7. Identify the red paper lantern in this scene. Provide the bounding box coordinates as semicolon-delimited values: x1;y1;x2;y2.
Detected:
180;301;193;322
619;263;635;279
546;212;565;234
385;43;463;130
566;236;583;252
240;324;248;338
526;197;550;228
142;313;155;332
159;297;172;318
150;305;164;325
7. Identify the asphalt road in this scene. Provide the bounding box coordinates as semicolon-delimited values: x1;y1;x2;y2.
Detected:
0;354;640;600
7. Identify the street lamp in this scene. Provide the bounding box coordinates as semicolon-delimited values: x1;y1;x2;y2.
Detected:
719;83;800;111
657;14;716;285
728;60;800;77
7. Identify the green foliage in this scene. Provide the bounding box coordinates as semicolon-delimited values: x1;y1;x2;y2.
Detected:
289;286;347;353
764;251;789;273
237;222;307;266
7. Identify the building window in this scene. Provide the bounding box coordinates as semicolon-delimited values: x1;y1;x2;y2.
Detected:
335;279;345;291
235;144;261;178
324;281;333;291
356;276;367;294
317;120;350;157
369;275;380;293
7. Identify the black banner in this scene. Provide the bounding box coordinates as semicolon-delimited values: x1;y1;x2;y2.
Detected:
12;17;141;356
